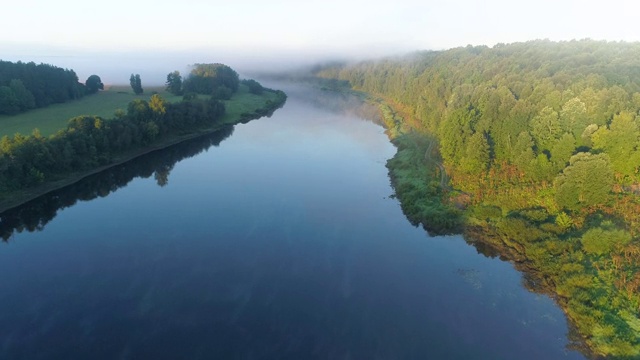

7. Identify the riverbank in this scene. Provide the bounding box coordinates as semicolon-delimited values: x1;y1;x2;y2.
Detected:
369;95;639;358
0;88;286;214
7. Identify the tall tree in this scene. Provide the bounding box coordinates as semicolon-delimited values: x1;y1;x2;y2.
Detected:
530;106;561;152
165;71;182;95
130;74;143;95
8;79;35;111
591;111;640;180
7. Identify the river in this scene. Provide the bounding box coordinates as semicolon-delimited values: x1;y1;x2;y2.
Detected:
0;83;584;359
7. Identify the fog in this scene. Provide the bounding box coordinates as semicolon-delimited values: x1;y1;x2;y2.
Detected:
0;44;398;86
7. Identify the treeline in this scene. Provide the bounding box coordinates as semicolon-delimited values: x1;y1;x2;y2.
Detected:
0;94;225;191
0;126;235;241
0;60;86;114
317;40;640;358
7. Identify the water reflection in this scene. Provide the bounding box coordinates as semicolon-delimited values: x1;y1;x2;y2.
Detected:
0;126;234;241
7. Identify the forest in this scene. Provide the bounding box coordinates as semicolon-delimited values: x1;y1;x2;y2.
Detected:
317;39;640;358
0;60;87;114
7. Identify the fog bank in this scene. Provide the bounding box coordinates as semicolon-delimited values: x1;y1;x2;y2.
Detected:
0;44;400;86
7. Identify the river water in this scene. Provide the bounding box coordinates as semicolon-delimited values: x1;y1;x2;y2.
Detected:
0;83;584;359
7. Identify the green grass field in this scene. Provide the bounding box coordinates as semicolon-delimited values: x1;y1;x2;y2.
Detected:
0;86;182;138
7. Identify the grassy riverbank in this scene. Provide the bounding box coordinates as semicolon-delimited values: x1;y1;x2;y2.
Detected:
0;85;286;213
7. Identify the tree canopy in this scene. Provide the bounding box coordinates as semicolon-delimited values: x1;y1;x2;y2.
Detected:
85;75;104;94
183;63;239;95
130;74;143;95
165;71;182;95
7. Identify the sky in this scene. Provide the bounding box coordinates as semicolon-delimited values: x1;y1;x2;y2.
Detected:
1;0;639;84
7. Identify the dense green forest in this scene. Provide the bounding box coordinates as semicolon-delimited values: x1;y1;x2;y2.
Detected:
317;39;640;358
0;60;87;114
0;63;286;209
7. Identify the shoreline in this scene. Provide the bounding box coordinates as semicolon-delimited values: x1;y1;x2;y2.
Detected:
0;92;286;214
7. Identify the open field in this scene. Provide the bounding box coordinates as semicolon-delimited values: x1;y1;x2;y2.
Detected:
0;86;182;137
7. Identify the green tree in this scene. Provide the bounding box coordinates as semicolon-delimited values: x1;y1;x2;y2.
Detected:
85;75;104;94
530;106;561;152
550;133;576;172
592;111;639;180
581;227;632;256
130;74;143;95
127;99;150;121
560;97;588;142
0;86;19;114
512;131;535;173
460;131;490;175
165;71;182;95
554;152;614;211
439;107;475;165
182;63;239;94
9;79;35;111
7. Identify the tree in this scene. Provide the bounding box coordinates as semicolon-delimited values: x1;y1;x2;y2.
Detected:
554;152;613;211
130;74;143;95
165;71;182;95
460;131;490;176
0;86;19;115
127;99;150;121
9;79;35;111
549;133;576;172
85;75;104;94
182;63;239;95
560;97;588;142
530;106;561;152
242;79;263;94
581;227;632;256
149;94;166;116
591;111;640;180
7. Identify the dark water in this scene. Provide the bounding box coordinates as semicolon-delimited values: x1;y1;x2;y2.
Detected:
0;84;584;360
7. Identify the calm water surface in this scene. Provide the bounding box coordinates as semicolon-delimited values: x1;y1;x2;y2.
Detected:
0;84;584;359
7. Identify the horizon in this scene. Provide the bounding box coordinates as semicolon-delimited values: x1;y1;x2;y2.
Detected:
1;0;638;85
1;38;637;87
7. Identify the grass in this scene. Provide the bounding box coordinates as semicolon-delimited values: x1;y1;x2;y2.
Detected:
220;84;279;123
0;86;182;138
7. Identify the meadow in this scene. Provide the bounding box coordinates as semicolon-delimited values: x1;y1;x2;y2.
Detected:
0;86;182;137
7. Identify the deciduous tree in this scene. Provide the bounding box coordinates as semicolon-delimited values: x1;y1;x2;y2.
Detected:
130;74;143;95
555;152;613;211
85;75;104;94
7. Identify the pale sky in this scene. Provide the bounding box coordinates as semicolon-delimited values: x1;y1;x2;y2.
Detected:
2;0;638;83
